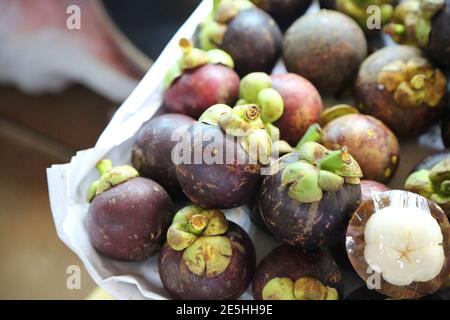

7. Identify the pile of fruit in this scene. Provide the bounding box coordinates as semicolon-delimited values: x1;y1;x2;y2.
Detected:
85;0;450;300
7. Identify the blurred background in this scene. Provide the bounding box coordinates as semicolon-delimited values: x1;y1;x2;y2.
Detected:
0;0;200;299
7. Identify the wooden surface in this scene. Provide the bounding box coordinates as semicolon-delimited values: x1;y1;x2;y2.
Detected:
0;85;116;299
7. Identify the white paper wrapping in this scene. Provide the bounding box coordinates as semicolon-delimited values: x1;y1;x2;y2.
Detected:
47;0;446;300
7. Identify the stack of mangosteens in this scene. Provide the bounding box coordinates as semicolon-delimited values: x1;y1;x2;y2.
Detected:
81;0;450;300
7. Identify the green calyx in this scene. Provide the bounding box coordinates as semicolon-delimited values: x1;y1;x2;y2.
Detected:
295;123;324;149
405;159;450;205
198;0;254;50
199;104;273;165
336;0;393;31
87;159;139;202
163;38;234;88
167;205;229;251
377;56;447;109
239;72;284;124
166;205;232;277
272;140;294;156
282;142;362;203
262;277;339;300
183;236;232;277
384;0;445;47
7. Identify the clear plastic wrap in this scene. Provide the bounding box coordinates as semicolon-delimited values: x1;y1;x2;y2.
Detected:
346;190;450;299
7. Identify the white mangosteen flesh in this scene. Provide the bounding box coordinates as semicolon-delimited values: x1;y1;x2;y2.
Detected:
364;206;445;286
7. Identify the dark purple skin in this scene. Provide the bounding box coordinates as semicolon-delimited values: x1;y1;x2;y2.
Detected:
283;10;367;96
427;0;450;69
344;286;386;300
158;222;256;300
259;153;361;248
411;149;450;173
360;180;390;202
248;194;271;233
220;8;282;77
163;64;240;119
86;177;174;261
345;286;450;300
319;0;336;9
251;0;313;31
252;245;343;300
132;114;195;194
176;122;262;209
441;101;450;147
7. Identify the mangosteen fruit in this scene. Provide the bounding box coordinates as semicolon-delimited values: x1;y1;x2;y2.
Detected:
250;0;313;31
163;39;239;118
175;104;276;209
272;73;323;146
86;160;174;261
355;45;447;138
252;245;342;300
405;157;450;217
321;105;400;183
198;0;283;76
283;10;367;96
159;205;255;299
132;113;195;194
384;0;450;69
258;142;363;248
346;190;450;299
361;180;390;202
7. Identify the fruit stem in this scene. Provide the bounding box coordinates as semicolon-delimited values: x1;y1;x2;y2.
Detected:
187;214;208;235
319;149;347;172
296;124;323;149
179;38;193;53
96;159;113;176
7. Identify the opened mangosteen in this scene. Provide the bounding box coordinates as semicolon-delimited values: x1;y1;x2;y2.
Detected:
132;113;195;194
198;0;282;76
405;157;450;217
158;205;255;299
258;142;362;248
384;0;450;69
176;103;276;209
163;39;239;118
272;73;323;146
355;45;447;138
361;180;390;202
252;245;342;300
321;104;400;183
86;160;174;261
250;0;313;31
283;10;367;96
347;190;450;299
